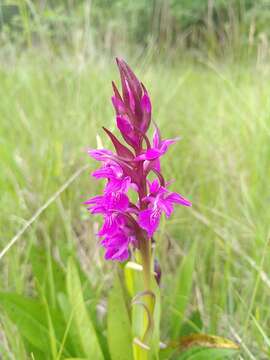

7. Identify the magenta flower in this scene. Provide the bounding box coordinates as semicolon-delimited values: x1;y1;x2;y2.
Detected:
136;127;179;161
101;228;136;262
85;58;191;261
138;180;191;237
92;161;132;193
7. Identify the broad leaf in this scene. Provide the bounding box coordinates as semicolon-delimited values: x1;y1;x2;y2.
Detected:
160;334;239;360
0;292;50;352
66;258;104;360
177;347;238;360
159;346;174;360
74;260;110;359
0;292;70;357
107;272;133;360
171;243;197;338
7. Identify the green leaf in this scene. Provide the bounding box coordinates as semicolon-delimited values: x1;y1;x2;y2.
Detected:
159;346;174;360
178;334;239;359
0;315;29;359
66;258;104;360
57;292;81;357
179;310;203;337
177;347;238;360
107;272;133;360
171;243;197;338
30;245;66;307
0;292;71;357
58;261;107;359
0;292;50;352
160;334;239;360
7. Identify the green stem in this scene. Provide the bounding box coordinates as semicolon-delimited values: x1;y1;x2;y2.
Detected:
133;238;155;360
141;237;151;291
133;164;155;360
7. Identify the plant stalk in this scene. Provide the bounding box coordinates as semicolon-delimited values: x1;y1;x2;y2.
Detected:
133;237;155;360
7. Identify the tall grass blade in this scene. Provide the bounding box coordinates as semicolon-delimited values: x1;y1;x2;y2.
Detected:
0;293;50;352
107;272;133;360
66;258;104;360
170;242;197;338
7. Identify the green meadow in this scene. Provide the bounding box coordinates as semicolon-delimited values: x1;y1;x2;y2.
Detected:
1;53;269;358
0;1;270;359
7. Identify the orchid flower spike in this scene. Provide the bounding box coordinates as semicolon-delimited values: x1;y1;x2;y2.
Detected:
85;58;191;262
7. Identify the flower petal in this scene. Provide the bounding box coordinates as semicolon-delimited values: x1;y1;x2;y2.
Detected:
159;200;174;217
159;137;179;154
141;92;151;114
104;192;129;211
105;177;131;193
140;91;152;132
84;195;103;205
92;162;123;180
165;192;192;207
116;58;142;116
117;115;140;148
112;95;125;114
152;127;161;148
98;213;125;236
135;148;162;161
148;179;160;194
105;246;129;262
88;149;113;161
139;208;161;237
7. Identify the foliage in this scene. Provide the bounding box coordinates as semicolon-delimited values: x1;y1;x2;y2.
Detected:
0;246;239;359
0;44;270;358
1;0;270;58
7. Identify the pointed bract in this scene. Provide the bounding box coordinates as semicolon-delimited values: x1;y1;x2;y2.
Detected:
103;127;134;160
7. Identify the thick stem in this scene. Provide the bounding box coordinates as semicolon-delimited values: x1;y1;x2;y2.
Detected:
133;159;155;360
133;237;155;360
140;237;151;291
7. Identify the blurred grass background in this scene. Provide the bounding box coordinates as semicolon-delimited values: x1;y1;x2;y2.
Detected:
0;0;270;359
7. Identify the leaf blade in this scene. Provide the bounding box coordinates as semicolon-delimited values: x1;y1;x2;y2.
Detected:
161;334;239;360
107;272;133;360
0;292;50;352
66;258;104;360
171;243;197;338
